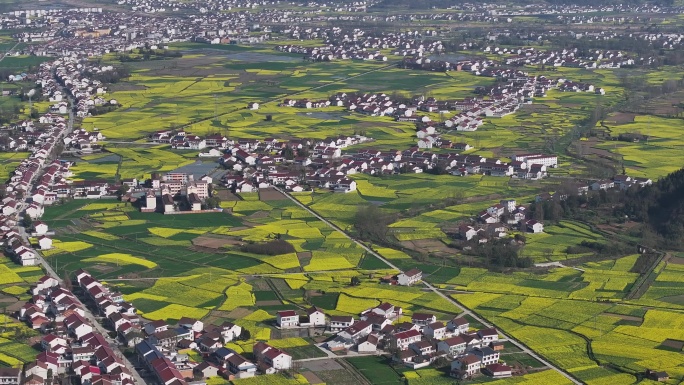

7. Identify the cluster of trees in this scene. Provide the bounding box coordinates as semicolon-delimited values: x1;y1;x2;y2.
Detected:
0;104;22;125
89;104;119;116
85;66;131;84
353;204;397;244
623;168;684;248
523;168;684;250
280;146;309;160
240;239;296;255
470;240;533;268
566;240;633;257
204;196;221;209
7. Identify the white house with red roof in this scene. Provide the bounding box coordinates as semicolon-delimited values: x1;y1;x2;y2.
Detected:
363;302;402;319
38;236;52;250
524;220;544;233
33;221;49;235
253;342;292;372
305;307;326;326
35;275;59;292
397;268;422;286
391;329;422;350
276;310;299;328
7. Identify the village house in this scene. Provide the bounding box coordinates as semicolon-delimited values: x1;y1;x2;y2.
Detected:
306;307;326;327
391;329;422;351
253;342;293;373
357;334;379;353
397;269;422;286
483;363;512;378
411;313;436;328
473;346;500;366
0;368;21;385
451;354;481;379
276;310;300;328
477;328;499;344
438;336;467;357
523;220;544;233
362;302;402;319
423;322;448;340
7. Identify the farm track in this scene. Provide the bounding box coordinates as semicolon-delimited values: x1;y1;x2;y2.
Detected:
273;186;585;385
626;252;669;300
337;358;373;385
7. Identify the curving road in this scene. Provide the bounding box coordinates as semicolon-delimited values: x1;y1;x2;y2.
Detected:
272;187;584;385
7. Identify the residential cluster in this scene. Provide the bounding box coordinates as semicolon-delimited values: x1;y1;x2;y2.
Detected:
133;172;215;214
490;46;640;69
15;272;138;385
276;29;444;61
0;109;77;267
34;57;118;118
276;300;514;380
71;269;289;384
457;198;544;246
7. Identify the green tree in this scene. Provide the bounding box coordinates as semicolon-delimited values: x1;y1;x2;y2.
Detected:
23;215;33;230
240;329;251;341
205;196;221;209
116;184;130;198
353;204;395;243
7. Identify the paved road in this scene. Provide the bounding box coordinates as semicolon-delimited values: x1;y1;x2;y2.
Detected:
293;343;382;362
0;42;20;63
273;187;584;385
16;98;146;384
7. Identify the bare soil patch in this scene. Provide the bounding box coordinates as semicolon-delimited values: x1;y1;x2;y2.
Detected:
216;190;240;201
301;359;344;372
109;83;148;92
605;112;636;125
521;104;550;112
89;264;118;273
302;372;325;384
247;211;270;219
6;299;24;312
259;187;287;201
225;308;252;319
577;141;615;158
668;256;684;265
192;235;243;249
661;339;684;350
400;239;454;257
602;312;643;322
255;300;282;306
297;252;312;259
